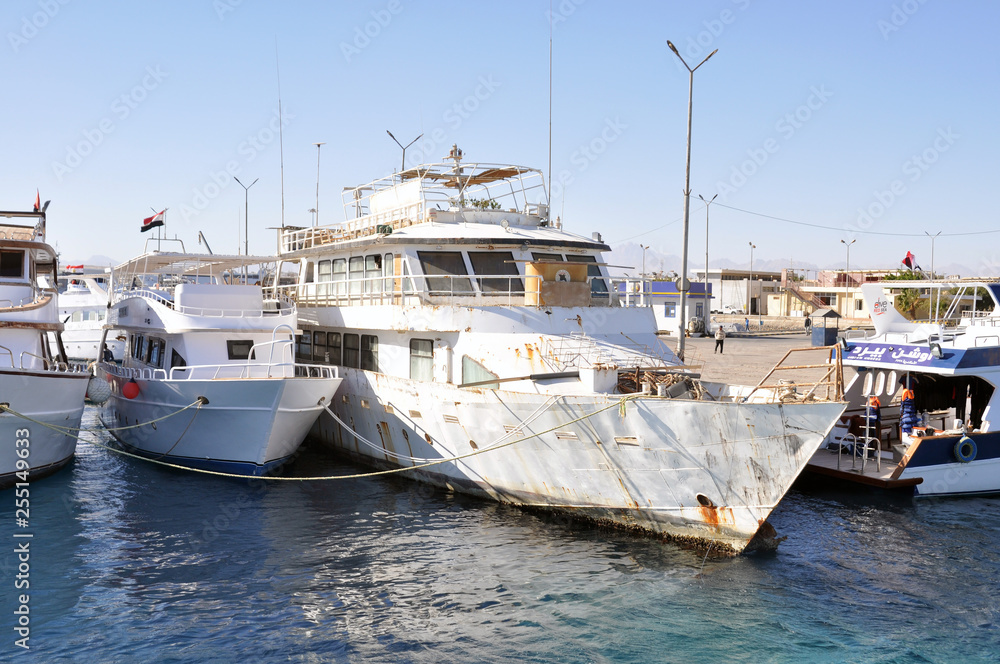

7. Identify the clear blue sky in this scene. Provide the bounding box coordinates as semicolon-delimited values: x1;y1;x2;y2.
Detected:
4;1;998;275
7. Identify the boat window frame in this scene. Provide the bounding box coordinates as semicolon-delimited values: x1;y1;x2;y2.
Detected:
409;338;434;382
227;339;255;361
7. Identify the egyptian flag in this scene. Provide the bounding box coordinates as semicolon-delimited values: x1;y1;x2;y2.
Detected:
33;190;40;212
142;209;165;232
902;251;916;270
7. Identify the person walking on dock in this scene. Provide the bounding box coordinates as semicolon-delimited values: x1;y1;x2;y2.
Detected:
714;325;726;354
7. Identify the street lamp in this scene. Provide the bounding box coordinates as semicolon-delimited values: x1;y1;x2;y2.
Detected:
925;230;941;279
699;193;717;319
747;241;756;319
387;130;424;173
841;238;856;285
314;142;325;226
234;176;258;257
639;244;649;306
667;39;717;361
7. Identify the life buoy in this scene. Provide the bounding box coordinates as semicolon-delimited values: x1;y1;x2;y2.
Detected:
954;436;977;463
555;269;571;282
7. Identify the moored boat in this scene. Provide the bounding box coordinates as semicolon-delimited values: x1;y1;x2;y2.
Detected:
96;242;342;476
53;268;125;363
804;282;1000;495
270;146;846;553
0;207;89;489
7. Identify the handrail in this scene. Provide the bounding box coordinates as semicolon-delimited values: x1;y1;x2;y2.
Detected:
270;272;608;309
111;289;296;319
103;360;337;381
740;345;844;404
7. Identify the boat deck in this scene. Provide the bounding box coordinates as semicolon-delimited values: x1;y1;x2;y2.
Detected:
803;447;923;490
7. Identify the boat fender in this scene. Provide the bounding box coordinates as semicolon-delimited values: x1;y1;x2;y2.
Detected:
86;375;112;404
954;436;977;463
122;379;140;400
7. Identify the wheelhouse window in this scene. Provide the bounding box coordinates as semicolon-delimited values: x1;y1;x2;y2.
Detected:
343;333;360;368
227;339;254;360
312;331;326;360
566;255;608;297
384;253;394;292
365;254;383;294
410;339;433;382
361;334;378;372
327;332;342;365
468;251;523;293
317;260;332;296
462;356;499;389
348;257;364;296
332;259;347;296
296;333;312;361
417;251;473;294
0;250;24;279
148;338;166;368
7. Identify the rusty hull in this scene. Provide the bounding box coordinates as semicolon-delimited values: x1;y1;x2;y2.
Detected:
311;369;844;554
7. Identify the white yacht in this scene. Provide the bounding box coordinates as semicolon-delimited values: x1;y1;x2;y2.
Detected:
95;243;342;476
0;207;89;489
270;146;846;553
805;282;1000;496
54;269;124;363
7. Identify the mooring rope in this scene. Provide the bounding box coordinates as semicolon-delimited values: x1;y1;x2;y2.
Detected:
0;394;641;481
0;398;206;434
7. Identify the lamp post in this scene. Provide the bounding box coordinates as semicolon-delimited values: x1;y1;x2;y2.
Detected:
667;40;717;361
925;230;941;279
387;130;423;173
699;193;717;319
841;238;856;317
841;238;856;284
234;176;258;257
639;244;649;306
747;241;755;318
314;142;325;226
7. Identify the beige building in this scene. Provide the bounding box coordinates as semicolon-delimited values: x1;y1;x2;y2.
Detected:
768;269;899;320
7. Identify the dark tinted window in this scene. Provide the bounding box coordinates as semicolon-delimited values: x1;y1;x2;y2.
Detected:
417;251;473;293
468;251;523;293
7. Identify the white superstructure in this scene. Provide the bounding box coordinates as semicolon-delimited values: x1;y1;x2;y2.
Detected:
0;208;89;489
96;244;342;476
272;146;846;553
51;269;124;363
807;282;1000;496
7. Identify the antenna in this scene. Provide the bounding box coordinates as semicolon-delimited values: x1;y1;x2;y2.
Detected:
275;38;286;228
547;0;553;210
386;130;423;174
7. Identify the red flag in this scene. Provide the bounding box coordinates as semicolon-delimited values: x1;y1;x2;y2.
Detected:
903;251;915;269
141;209;165;233
33;190;40;212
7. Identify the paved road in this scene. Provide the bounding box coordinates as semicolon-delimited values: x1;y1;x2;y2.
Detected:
661;333;821;386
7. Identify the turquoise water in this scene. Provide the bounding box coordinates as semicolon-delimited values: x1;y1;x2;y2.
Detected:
2;408;998;663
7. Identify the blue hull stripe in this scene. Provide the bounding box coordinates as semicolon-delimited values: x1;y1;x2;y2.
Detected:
906;431;1000;468
115;441;289;477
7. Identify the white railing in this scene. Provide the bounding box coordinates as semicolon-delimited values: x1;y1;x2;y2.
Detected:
103;331;338;382
0;343;84;374
270;273;610;309
104;360;337;382
112;289;295;318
